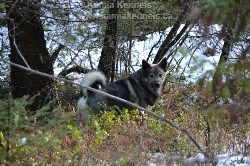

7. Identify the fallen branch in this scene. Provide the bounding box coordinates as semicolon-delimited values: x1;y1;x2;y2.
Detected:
0;58;208;158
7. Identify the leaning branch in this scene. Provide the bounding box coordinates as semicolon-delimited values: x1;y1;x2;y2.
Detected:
58;66;90;77
7;18;31;68
51;44;65;64
153;2;190;64
146;34;163;62
0;58;208;158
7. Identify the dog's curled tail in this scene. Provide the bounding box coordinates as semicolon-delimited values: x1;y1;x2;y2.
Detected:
77;71;106;122
80;70;106;97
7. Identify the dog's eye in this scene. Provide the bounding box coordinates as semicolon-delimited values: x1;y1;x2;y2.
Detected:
149;74;154;78
159;73;163;77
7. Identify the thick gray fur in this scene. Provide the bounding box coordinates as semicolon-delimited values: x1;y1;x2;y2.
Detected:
76;58;167;121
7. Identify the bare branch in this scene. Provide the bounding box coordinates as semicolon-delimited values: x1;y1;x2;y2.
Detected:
146;34;163;62
87;48;94;70
153;3;190;64
51;44;65;64
7;18;31;69
45;35;79;57
58;66;90;77
167;23;190;52
0;0;18;26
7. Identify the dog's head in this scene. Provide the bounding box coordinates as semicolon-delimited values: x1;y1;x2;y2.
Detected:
141;58;167;96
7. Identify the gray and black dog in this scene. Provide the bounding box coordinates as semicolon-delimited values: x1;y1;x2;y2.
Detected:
76;58;167;121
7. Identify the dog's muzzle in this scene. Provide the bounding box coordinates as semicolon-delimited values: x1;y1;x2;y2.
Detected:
153;82;161;88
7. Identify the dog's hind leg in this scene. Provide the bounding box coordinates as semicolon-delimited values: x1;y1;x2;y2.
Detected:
76;96;88;123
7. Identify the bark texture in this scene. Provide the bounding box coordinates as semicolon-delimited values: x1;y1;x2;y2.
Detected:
6;0;54;111
98;0;118;82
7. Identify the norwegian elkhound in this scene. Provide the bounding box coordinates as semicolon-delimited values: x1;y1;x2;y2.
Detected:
76;58;167;121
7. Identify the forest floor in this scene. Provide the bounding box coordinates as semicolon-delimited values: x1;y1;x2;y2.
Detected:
0;82;249;165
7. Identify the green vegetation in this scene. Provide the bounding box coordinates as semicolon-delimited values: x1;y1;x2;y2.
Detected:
1;82;249;165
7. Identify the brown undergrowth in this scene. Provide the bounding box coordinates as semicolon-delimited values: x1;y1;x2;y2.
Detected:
0;82;249;165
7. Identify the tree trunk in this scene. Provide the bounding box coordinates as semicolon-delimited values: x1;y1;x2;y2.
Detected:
211;11;238;96
211;30;232;95
98;0;118;82
6;1;54;111
153;3;190;64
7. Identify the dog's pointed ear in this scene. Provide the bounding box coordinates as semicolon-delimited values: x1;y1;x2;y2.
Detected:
158;58;168;72
142;59;151;70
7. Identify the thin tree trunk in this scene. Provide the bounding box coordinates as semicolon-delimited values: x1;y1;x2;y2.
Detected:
98;0;118;82
211;31;232;95
153;3;190;64
211;11;238;95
